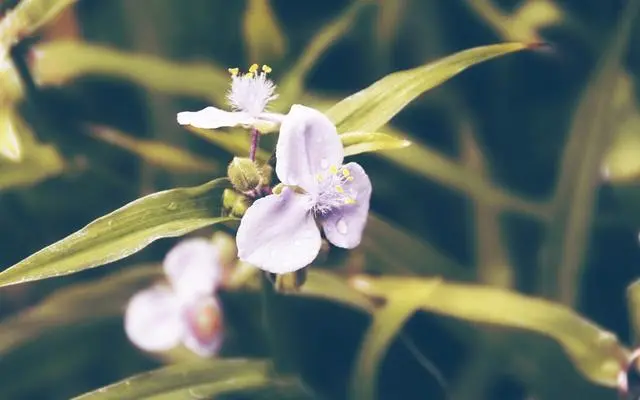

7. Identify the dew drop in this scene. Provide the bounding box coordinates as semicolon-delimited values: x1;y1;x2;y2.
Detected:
336;218;348;235
167;202;178;211
320;158;329;169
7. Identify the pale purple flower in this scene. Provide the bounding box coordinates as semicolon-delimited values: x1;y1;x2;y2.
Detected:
124;238;224;357
177;64;283;131
236;105;372;274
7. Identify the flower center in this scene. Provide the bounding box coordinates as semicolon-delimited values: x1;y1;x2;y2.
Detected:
312;165;357;216
185;298;222;345
226;64;278;116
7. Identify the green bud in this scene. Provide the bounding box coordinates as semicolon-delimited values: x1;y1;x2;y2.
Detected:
222;188;250;218
228;157;262;193
258;164;273;186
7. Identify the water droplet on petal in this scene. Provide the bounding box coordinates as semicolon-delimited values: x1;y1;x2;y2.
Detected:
336;218;348;235
320;158;329;169
167;202;178;211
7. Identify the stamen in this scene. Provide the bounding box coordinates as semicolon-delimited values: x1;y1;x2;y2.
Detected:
249;63;259;74
329;165;338;174
344;197;356;205
316;173;324;182
228;67;239;77
342;169;350;178
335;185;344;193
262;64;272;74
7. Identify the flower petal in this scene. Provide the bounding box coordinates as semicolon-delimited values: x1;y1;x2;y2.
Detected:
236;187;321;274
275;105;344;193
163;238;223;300
320;162;372;249
177;106;254;129
182;296;224;357
124;286;183;352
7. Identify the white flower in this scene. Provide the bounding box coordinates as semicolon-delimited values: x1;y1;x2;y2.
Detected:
124;238;224;357
177;64;284;131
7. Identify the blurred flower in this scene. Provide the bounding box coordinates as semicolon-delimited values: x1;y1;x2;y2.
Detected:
177;63;283;131
236;105;372;274
124;238;224;357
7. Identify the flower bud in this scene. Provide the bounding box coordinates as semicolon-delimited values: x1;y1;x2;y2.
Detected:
258;163;273;186
227;157;262;193
222;188;250;218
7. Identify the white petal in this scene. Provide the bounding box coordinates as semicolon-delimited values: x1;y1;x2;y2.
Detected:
236;188;322;274
177;106;254;129
182;296;224;357
163;238;224;300
275;104;344;194
124;286;183;352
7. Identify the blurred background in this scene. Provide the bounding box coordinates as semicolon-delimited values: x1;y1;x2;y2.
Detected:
1;0;640;399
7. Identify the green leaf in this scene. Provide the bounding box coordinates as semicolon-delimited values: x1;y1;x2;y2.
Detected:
243;0;287;64
300;270;373;312
73;359;306;400
88;125;219;173
627;279;640;344
0;143;65;190
324;42;532;133
0;264;161;355
276;0;373;107
32;41;230;106
0;178;233;287
0;0;77;46
537;0;640;304
0;107;24;161
351;275;628;387
349;279;442;400
340;131;411;156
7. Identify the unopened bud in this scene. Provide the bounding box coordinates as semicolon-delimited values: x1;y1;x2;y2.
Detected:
222;188;250;218
258;164;273;186
228;157;261;193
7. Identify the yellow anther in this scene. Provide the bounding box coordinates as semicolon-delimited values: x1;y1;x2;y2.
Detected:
262;64;272;74
342;168;351;178
329;165;338;174
228;67;239;76
335;185;344;193
249;63;259;73
316;173;324;182
344;197;356;205
245;72;254;78
347;176;354;181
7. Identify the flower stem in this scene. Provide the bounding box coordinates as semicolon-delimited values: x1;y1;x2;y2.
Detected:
249;127;260;161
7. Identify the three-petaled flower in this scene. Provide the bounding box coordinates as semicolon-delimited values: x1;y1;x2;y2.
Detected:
177;64;283;131
124;238;224;357
236;105;372;274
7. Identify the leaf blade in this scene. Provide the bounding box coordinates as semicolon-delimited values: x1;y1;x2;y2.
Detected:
340;131;411;156
0;178;233;287
325;42;532;133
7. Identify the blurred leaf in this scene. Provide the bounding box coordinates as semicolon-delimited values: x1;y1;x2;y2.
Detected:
0;107;24;161
300;270;373;312
349;278;442;400
277;0;373;107
89;125;218;173
538;0;640;304
243;0;287;64
602;72;640;183
324;42;532;133
375;0;406;51
351;276;628;387
0;143;65;189
32;41;230;105
340;131;411;156
184;125;271;162
0;264;161;355
627;279;640;345
0;178;233;287
73;359;303;400
0;0;77;46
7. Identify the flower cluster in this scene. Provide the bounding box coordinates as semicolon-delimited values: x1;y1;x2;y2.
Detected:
124;238;225;357
177;64;372;275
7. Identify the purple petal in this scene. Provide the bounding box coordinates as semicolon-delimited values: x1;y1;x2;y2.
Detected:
163;238;224;300
124;286;183;352
275;105;344;194
320;162;372;249
236;187;322;273
182;296;224;357
177;106;254;129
